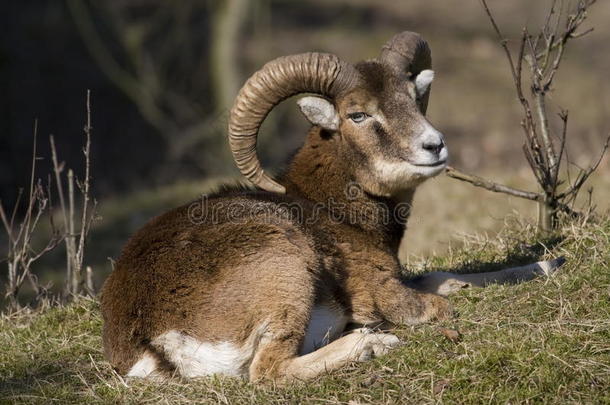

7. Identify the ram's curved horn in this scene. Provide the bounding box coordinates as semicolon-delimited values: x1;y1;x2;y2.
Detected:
379;31;432;113
228;52;358;193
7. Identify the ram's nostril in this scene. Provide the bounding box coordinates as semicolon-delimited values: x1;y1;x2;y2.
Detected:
422;140;444;155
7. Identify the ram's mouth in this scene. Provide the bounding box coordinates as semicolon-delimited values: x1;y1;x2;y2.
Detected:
410;159;447;167
405;159;447;167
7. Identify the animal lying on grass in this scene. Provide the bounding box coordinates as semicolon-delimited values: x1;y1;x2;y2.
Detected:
100;31;564;382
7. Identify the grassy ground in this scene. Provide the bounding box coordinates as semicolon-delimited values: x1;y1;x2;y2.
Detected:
1;216;608;404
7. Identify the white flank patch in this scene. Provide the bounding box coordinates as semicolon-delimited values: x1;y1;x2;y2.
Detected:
127;351;158;378
127;322;268;378
300;304;349;355
150;329;265;378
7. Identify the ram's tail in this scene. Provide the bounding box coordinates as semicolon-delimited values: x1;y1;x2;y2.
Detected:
408;257;566;296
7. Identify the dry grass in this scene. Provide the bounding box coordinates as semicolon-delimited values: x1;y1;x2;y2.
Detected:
2;215;609;404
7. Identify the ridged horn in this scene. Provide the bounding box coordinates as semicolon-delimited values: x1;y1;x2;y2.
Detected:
228;52;358;193
379;31;432;113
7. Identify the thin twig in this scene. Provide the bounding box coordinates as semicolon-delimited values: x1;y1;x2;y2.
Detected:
76;90;94;295
68;169;76;294
50;136;75;297
553;110;569;192
533;92;557;186
558;134;610;201
480;0;520;91
445;166;542;201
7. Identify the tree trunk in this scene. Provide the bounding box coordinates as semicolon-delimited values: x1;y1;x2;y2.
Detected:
209;0;249;164
537;198;556;233
210;0;248;113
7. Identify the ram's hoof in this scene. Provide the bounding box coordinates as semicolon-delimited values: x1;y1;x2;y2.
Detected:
540;256;566;276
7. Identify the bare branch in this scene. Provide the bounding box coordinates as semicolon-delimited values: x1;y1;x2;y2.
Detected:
533;91;557;182
480;0;520;89
68;169;76;294
522;142;545;186
553;110;569;191
6;190;23;242
570;27;594;38
558;134;610;201
445;166;542;201
516;29;527;94
75;90;94;294
50;135;75;297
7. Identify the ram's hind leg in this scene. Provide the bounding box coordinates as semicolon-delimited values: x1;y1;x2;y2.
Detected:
408;257;566;296
246;274;401;382
250;330;400;382
245;238;401;382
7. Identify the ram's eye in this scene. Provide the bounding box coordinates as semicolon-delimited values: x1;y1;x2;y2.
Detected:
348;112;368;123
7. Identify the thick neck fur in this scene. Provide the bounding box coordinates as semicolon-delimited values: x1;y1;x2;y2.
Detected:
280;127;414;251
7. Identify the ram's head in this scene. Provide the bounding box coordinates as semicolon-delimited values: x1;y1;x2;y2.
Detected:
229;31;448;197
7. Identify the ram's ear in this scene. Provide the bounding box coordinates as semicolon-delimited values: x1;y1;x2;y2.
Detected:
414;69;434;97
297;96;340;131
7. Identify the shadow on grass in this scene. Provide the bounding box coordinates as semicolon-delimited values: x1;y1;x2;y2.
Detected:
404;234;565;276
0;361;96;400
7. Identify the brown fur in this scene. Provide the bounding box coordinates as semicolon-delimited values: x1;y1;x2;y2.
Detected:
101;58;451;381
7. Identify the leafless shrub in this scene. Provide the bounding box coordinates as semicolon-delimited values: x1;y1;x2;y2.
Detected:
51;90;97;298
447;0;608;232
1;92;98;311
0;123;60;311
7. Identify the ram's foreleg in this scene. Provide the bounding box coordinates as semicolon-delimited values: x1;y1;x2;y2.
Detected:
407;257;565;296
